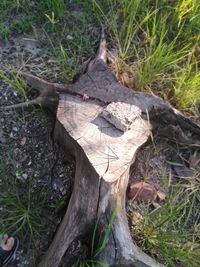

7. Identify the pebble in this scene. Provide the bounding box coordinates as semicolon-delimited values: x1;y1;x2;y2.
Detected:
12;126;18;132
66;34;73;40
22;173;28;180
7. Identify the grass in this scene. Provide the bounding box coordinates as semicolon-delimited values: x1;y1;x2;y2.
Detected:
133;183;200;267
93;0;200;111
0;173;45;245
172;60;200;110
0;0;95;81
43;0;65;18
0;68;28;100
0;1;199;108
72;208;117;267
133;19;190;90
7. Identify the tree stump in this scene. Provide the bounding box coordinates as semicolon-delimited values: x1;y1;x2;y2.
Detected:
36;58;199;267
2;30;199;267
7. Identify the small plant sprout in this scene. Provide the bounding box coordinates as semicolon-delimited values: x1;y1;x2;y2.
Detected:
44;0;64;18
0;177;45;245
72;207;117;267
0;69;28;101
45;12;58;30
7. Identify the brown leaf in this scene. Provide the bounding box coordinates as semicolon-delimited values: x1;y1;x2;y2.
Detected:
127;181;157;203
118;71;134;89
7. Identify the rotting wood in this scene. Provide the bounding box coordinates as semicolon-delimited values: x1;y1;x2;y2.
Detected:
2;28;200;267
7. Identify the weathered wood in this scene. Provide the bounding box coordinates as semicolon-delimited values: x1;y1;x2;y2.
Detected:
38;96;162;266
34;56;200;267
3;29;198;267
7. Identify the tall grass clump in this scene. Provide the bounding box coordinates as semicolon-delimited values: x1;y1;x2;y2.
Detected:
93;0;148;60
0;176;45;245
175;0;199;27
172;61;200;110
93;0;200;110
133;15;190;90
135;184;200;267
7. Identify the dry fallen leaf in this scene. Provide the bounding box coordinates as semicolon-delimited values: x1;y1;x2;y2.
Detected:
128;181;166;203
119;71;134;89
127;181;157;203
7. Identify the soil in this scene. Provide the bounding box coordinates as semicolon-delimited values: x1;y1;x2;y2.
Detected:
0;37;75;266
127;136;200;264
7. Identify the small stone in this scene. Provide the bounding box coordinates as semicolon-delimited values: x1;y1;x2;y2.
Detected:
22;173;28;180
66;35;73;40
53;182;57;191
16;171;20;179
20;137;27;146
12;126;18;132
47;59;56;64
